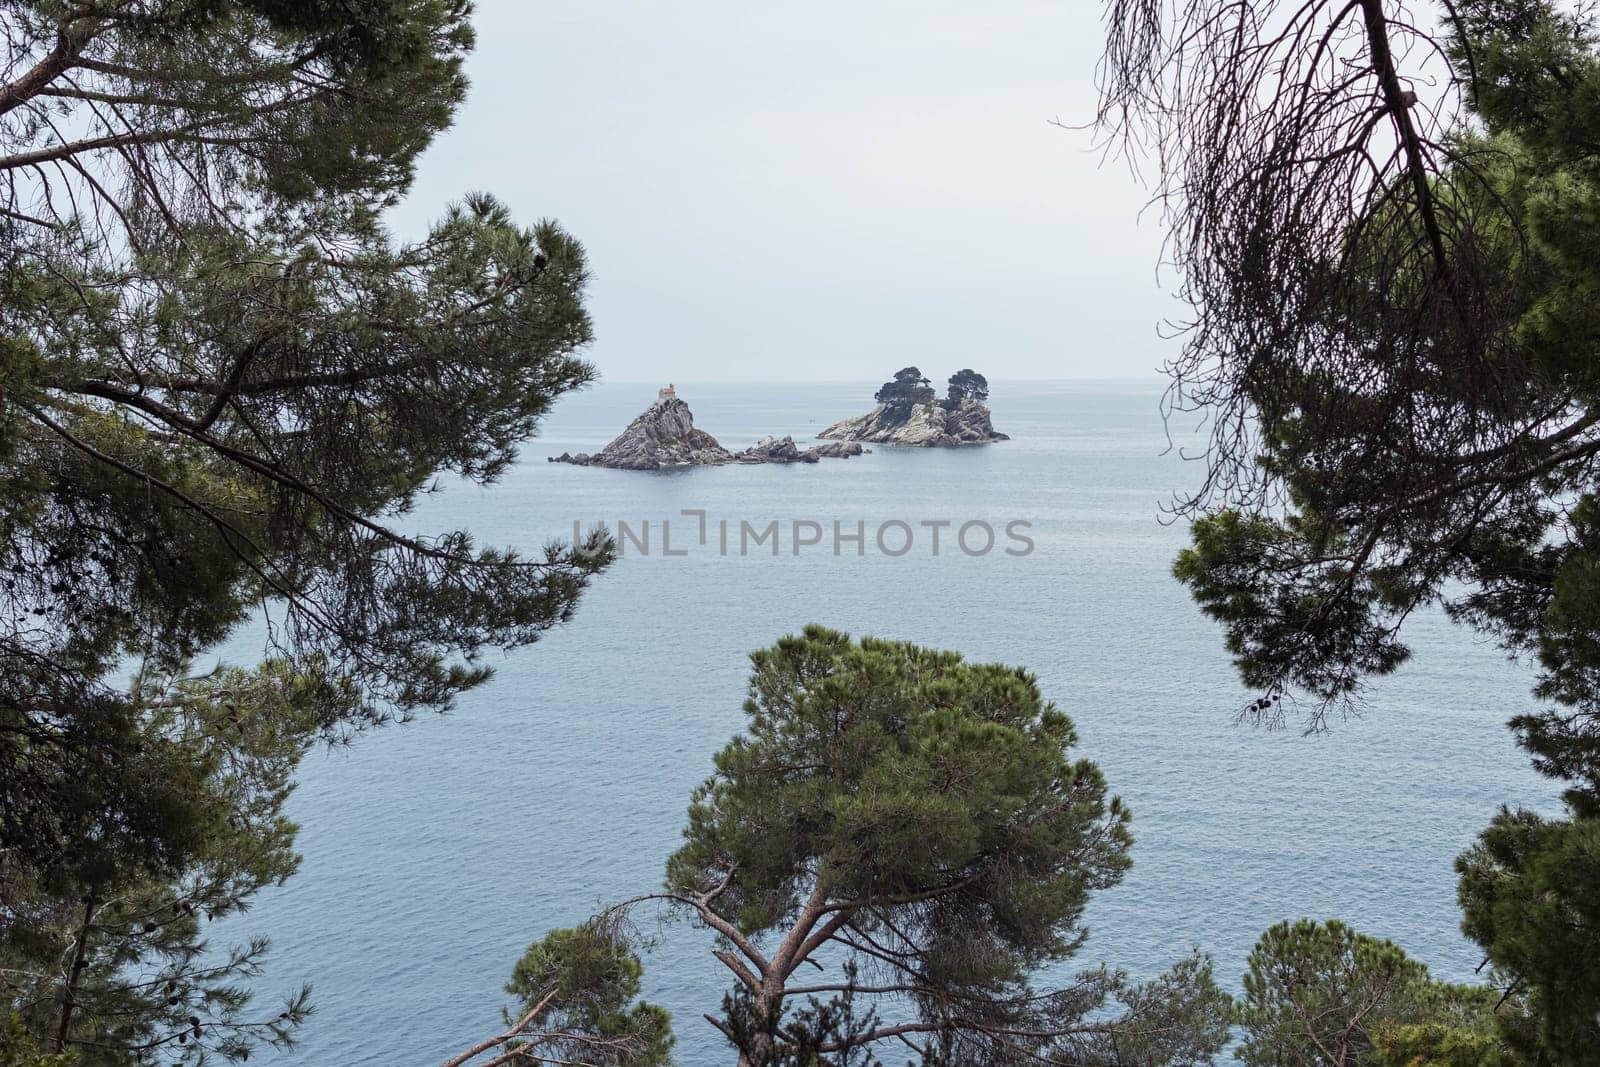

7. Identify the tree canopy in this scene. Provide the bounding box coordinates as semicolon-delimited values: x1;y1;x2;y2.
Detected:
477;628;1234;1067
1236;920;1503;1067
443;919;672;1067
1098;0;1600;1057
872;367;935;410
945;369;988;406
1;662;330;1062
0;0;609;1058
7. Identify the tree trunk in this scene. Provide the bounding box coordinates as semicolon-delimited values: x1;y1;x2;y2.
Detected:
51;897;95;1053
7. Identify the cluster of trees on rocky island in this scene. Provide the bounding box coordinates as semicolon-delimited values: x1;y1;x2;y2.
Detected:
872;368;990;413
825;368;1006;447
1;0;1597;1063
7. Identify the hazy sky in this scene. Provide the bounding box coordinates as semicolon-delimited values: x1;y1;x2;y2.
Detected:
389;1;1177;382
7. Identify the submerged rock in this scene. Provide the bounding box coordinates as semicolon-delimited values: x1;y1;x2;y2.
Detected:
812;441;867;459
551;394;868;470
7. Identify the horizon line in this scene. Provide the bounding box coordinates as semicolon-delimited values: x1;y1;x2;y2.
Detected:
593;375;1169;385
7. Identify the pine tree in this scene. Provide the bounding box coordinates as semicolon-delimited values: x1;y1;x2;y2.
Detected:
1;1;611;1058
0;662;346;1061
1237;920;1503;1067
476;629;1234;1067
945;369;988;406
1097;0;1600;1055
443;922;672;1067
872;367;935;410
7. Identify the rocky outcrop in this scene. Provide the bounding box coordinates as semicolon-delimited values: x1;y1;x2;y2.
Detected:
728;435;808;464
550;396;728;469
819;398;1007;447
812;441;868;459
551;396;867;470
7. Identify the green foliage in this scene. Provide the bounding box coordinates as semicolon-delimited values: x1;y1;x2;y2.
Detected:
668;625;1132;957
1457;810;1600;1062
658;626;1229;1065
944;369;989;407
1148;2;1600;1057
1079;951;1235;1067
0;1015;76;1067
0;0;611;1059
1237;921;1501;1067
872;367;935;410
1164;0;1600;780
1376;1023;1512;1067
496;924;672;1067
490;630;1232;1066
1;661;332;1062
4;0;474;205
1174;511;1411;713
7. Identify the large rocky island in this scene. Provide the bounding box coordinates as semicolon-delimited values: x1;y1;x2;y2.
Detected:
551;387;865;470
819;367;1008;446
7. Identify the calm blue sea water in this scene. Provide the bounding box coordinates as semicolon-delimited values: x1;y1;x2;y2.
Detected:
218;380;1554;1065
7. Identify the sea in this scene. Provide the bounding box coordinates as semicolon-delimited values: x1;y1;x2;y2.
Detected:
216;379;1555;1065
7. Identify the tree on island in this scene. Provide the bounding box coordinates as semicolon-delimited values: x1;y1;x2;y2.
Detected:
0;1;610;1058
460;628;1234;1066
1098;0;1600;1057
872;366;936;410
945;369;990;407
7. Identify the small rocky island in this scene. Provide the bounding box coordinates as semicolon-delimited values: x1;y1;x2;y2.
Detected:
551;386;866;470
819;368;1008;446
